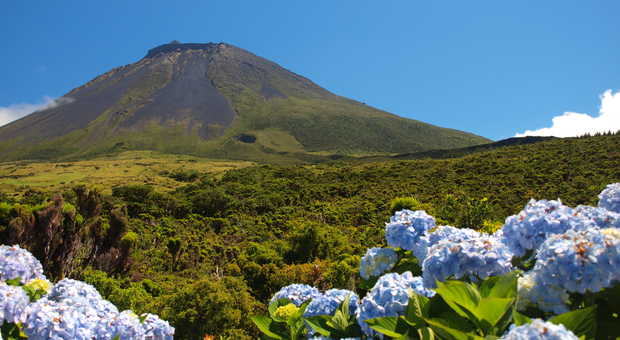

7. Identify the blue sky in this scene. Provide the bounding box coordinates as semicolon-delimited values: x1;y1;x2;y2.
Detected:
1;0;619;140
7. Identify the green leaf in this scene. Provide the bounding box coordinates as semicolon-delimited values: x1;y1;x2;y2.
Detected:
425;318;484;340
305;316;332;337
549;306;597;339
512;311;531;326
405;291;430;327
474;297;514;331
479;273;518;299
435;280;481;320
251;316;286;340
5;278;21;287
365;316;409;338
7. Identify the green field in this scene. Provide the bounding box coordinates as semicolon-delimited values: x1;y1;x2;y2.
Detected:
0;150;253;195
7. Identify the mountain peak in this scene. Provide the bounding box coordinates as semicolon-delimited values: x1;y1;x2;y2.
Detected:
0;42;490;162
144;41;232;59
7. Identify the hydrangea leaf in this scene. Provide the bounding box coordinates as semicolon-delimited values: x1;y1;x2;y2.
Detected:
479;272;518;299
511;311;531;326
365;316;410;338
435;280;481;320
472;297;514;333
304;316;333;337
548;305;597;339
250;315;286;340
424;318;484;340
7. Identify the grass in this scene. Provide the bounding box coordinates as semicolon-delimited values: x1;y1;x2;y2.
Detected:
0;151;253;195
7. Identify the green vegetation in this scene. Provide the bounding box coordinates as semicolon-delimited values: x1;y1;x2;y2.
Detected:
0;133;619;338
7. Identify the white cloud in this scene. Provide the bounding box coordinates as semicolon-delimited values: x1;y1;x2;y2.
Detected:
515;90;620;137
0;96;73;127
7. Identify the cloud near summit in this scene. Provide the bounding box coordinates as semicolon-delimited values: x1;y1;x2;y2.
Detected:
0;97;73;127
515;90;620;137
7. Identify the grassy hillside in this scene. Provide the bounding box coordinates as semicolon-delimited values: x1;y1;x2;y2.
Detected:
1;133;619;338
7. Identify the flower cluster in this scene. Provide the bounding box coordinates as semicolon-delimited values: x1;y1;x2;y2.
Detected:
270;284;322;306
303;289;359;319
598;183;620;213
422;233;513;288
359;248;398;280
0;245;174;340
500;319;578;340
413;225;481;261
516;272;570;314
385;209;435;252
500;199;590;257
357;272;432;337
532;228;620;294
0;282;30;324
0;245;45;284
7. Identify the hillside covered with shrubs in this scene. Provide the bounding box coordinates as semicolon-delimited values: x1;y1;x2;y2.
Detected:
1;133;619;338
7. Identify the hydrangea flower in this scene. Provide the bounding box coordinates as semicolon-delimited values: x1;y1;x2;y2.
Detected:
24;298;103;340
516;272;569;314
500;319;578;340
141;313;175;340
0;282;30;324
357;272;433;338
500;199;594;257
100;310;146;340
598;183;620;213
47;279;103;303
304;289;359;318
573;205;620;229
414;225;481;261
533;228;620;294
46;279;119;317
270;284;321;306
385;210;435;252
0;245;45;284
359;247;398;279
422;234;513;288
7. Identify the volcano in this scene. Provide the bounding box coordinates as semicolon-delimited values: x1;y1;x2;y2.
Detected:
0;42;489;162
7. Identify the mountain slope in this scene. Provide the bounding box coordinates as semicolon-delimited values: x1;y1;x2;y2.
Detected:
0;42;490;161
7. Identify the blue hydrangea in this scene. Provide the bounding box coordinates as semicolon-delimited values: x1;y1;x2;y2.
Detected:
23;298;103;340
47;279;103;303
309;337;360;340
0;245;45;284
599;183;620;213
270;284;322;306
359;247;398;280
142;313;175;340
304;289;359;318
500;319;578;340
516;272;569;314
533;228;620;294
97;310;145;340
0;282;30;324
500;199;595;257
414;225;481;261
385;210;435;252
422;234;513;288
357;272;433;338
573;205;620;229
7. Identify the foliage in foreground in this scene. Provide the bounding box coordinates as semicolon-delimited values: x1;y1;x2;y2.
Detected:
253;184;620;339
0;245;174;340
